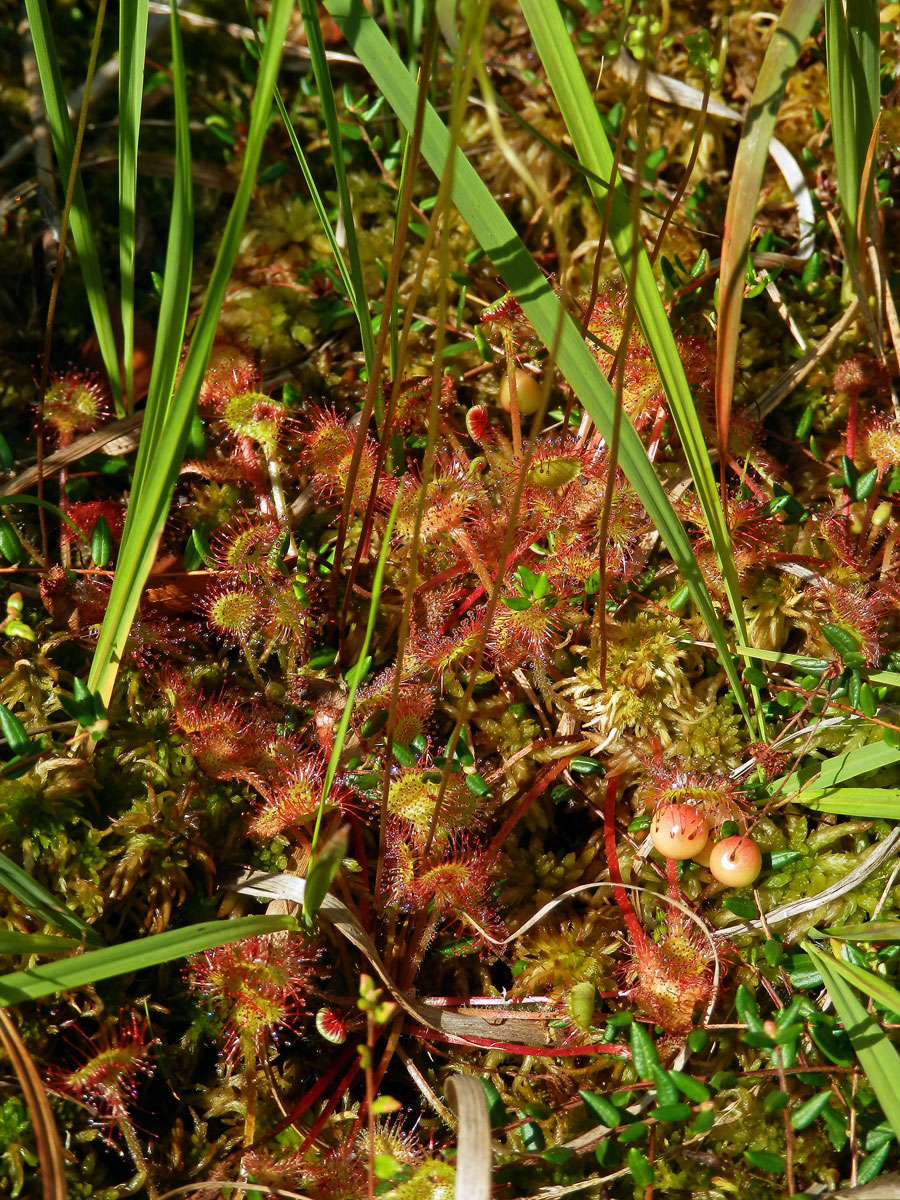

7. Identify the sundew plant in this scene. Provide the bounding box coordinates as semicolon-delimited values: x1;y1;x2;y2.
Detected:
1;0;900;1196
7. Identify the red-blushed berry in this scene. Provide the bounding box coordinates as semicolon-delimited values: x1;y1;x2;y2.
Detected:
649;802;709;860
708;836;762;887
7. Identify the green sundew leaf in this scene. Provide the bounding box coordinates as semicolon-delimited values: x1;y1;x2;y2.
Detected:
0;851;101;947
745;1150;785;1172
322;0;753;732
118;0;149;410
797;787;900;817
0;706;31;757
0;932;79;955
627;1148;653;1186
791;1090;834;1130
23;0;124;414
297;0;375;379
580;1090;621;1128
823;922;900;941
88;0;293;706
301;825;349;932
0;915;297;1006
805;942;900;1139
716;0;821;512
630;1021;659;1076
667;1071;711;1104
517;0;755;726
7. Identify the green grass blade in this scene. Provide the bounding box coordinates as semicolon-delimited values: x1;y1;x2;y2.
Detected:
0;915;297;1006
824;0;879;272
127;1;193;497
0;932;78;955
824;922;900;941
716;0;822;477
88;0;294;706
517;3;754;701
796;788;900;818
772;741;900;797
297;0;376;380
323;0;752;729
0;851;102;947
805;941;900;1140
271;91;360;353
118;0;149;411
24;0;124;415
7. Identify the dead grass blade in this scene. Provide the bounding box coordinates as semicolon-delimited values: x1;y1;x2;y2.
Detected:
236;871;548;1047
0;1006;67;1200
715;0;822;492
446;1076;492;1200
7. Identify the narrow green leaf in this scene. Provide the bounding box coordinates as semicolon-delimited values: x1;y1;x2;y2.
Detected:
23;0;124;413
791;1090;834;1130
297;0;375;378
0;932;78;956
797;787;900;818
0;915;296;1006
806;944;900;1017
580;1089;620;1129
805;942;900;1140
89;0;294;705
517;0;755;728
302;826;350;932
630;1020;659;1076
667;1070;711;1104
823;922;900;942
0;706;31;756
118;0;149;409
0;851;101;947
627;1148;654;1186
322;0;753;731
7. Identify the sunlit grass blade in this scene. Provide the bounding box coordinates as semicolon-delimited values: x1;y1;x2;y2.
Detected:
24;0;124;415
796;788;900;817
824;922;900;941
323;0;753;729
771;740;900;797
0;914;297;1006
88;0;294;706
824;0;879;277
805;941;900;1140
0;850;102;947
517;1;756;713
716;0;822;485
118;0;149;411
297;0;376;381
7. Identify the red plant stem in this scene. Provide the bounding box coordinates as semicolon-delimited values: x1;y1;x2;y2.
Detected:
666;854;681;903
844;393;859;518
405;1026;631;1057
253;1043;356;1147
291;1054;362;1159
604;776;649;954
485;759;572;862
